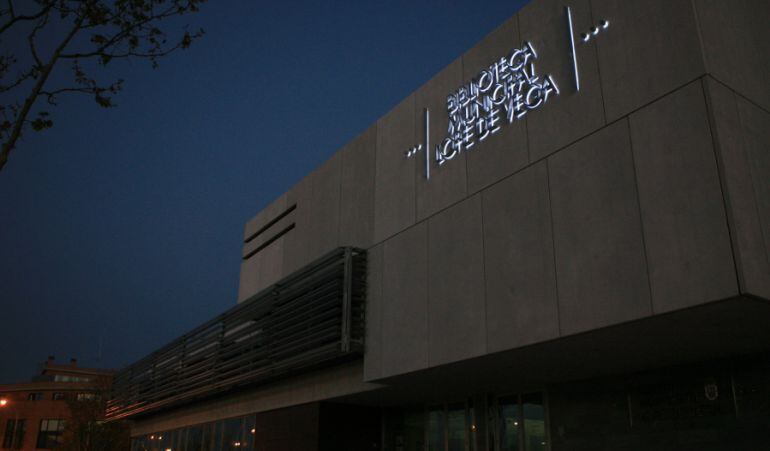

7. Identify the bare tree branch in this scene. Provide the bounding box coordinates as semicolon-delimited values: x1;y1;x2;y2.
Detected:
27;8;50;68
0;16;83;171
0;1;52;36
0;0;206;173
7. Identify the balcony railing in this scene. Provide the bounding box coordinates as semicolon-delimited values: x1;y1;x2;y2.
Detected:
107;247;366;420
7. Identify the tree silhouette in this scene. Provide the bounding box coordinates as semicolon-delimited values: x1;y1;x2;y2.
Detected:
0;0;206;172
59;379;130;451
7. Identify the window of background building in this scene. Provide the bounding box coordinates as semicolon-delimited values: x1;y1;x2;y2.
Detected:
26;392;43;401
53;375;91;383
3;419;26;449
36;419;65;449
75;393;95;401
52;393;65;401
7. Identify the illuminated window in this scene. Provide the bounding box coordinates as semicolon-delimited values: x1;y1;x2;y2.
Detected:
75;393;96;401
53;375;92;383
36;419;65;449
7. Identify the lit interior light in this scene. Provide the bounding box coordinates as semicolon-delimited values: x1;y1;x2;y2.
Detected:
601;20;609;28
0;399;7;406
470;424;476;431
591;26;599;35
581;33;589;42
250;428;256;434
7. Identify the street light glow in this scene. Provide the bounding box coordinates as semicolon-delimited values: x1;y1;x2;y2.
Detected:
0;399;7;406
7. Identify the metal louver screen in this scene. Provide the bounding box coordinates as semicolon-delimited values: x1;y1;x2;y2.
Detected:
107;247;366;420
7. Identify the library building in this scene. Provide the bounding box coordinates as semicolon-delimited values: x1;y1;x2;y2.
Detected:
113;0;770;450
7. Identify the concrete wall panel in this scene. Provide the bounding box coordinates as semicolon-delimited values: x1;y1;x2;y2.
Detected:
520;0;606;161
257;236;285;292
243;193;288;242
240;193;292;302
428;195;486;366
592;0;705;121
340;125;376;249
238;249;260;303
415;58;467;221
482;161;559;351
282;175;313;276
363;244;383;381
462;15;529;193
241;212;293;259
307;153;342;261
705;78;770;300
629;81;737;312
549;120;651;335
695;0;770;112
705;77;770;299
282;155;342;276
735;95;770;301
381;223;428;377
374;95;416;243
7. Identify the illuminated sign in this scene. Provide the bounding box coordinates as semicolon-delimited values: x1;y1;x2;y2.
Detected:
408;7;610;180
436;41;559;168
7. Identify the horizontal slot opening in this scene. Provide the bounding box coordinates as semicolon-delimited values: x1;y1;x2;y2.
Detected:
244;204;297;243
242;223;295;260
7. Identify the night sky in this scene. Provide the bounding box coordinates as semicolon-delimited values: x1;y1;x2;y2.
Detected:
0;1;527;383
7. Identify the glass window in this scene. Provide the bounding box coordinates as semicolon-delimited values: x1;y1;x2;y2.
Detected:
522;393;546;451
27;393;43;401
185;426;203;451
53;375;91;383
168;429;180;450
131;436;150;451
200;423;213;451
242;416;255;451
178;428;188;451
467;402;479;451
76;393;96;401
156;430;180;451
36;419;65;449
403;410;425;451
447;404;467;451
384;408;425;451
220;417;242;451
498;396;520;451
427;408;445;451
52;393;66;401
0;419;29;450
210;421;223;451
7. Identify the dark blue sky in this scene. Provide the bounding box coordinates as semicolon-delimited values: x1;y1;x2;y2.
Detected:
0;1;527;383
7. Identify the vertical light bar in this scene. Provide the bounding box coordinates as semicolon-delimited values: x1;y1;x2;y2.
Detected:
566;6;580;92
424;108;430;180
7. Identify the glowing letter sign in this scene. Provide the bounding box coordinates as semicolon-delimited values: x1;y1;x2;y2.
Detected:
407;7;611;181
436;41;559;167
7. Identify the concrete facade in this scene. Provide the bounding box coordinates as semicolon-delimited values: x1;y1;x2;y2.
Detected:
235;0;769;379
132;0;769;449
